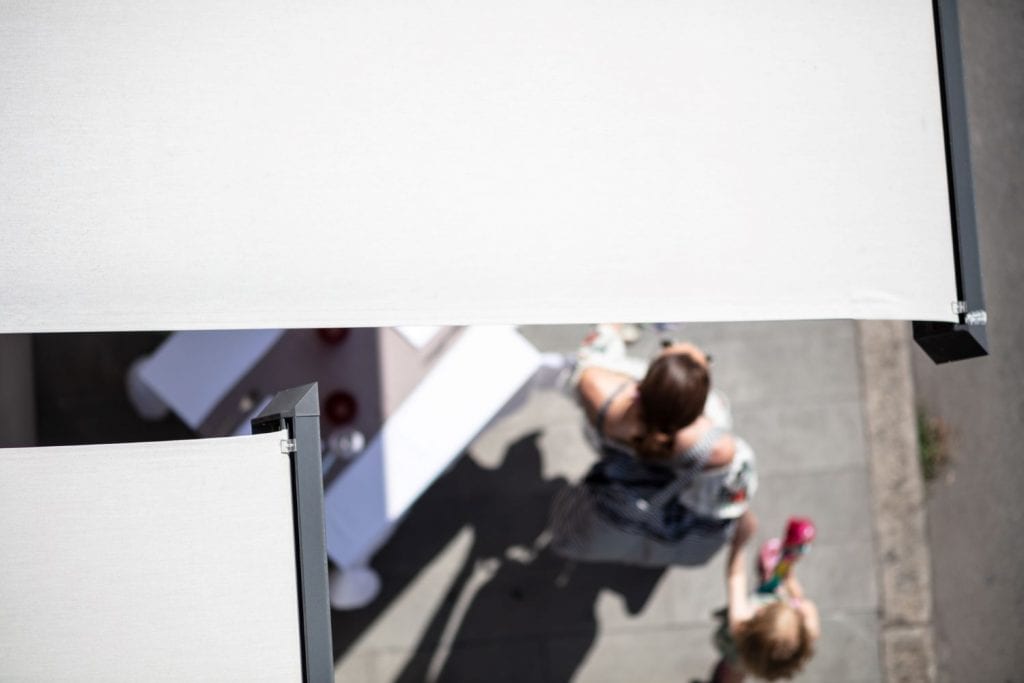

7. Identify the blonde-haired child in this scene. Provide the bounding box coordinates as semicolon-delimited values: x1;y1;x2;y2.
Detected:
712;512;820;682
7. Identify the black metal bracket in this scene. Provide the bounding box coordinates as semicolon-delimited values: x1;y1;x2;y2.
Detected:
251;383;333;683
912;0;989;364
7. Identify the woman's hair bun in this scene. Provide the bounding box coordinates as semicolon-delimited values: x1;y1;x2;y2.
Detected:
636;430;674;459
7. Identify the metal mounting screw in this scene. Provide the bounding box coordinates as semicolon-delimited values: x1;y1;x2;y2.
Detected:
965;310;987;326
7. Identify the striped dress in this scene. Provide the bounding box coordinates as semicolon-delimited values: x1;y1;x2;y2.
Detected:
550;382;754;567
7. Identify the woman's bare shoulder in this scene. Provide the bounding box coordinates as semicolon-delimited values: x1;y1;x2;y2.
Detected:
673;418;735;467
578;366;634;399
707;433;736;468
578;366;635;422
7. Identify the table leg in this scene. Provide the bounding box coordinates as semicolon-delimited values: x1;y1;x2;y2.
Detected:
329;565;382;610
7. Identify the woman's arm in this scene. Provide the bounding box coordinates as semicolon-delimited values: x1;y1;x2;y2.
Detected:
577;366;634;431
659;341;710;367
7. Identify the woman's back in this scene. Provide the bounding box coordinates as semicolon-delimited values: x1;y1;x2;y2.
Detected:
578;364;735;468
578;364;756;521
551;334;756;566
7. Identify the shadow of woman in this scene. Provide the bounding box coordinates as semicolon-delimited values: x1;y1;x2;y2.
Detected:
386;431;666;683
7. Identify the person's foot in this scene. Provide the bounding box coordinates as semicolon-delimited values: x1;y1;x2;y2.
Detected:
618;323;642;344
759;537;782;583
588;322;642;345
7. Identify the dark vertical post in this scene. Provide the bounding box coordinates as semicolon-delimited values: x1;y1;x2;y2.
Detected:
913;0;988;363
252;383;333;682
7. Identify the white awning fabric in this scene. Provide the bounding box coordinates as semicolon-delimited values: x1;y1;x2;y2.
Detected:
0;431;303;681
0;0;958;332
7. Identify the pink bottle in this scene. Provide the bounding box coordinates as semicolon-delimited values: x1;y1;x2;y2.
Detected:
757;517;816;594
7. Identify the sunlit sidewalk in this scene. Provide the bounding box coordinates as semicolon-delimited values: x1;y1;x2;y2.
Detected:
331;321;883;683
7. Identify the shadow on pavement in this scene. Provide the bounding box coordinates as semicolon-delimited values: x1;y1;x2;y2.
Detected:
332;431;666;682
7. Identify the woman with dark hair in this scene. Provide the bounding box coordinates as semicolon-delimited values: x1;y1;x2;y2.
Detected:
580;342;712;460
550;334;757;567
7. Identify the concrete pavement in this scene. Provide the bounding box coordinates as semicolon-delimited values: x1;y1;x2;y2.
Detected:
331;320;897;682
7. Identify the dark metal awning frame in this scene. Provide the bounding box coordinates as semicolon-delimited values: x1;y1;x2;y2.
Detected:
251;383;334;683
913;0;988;363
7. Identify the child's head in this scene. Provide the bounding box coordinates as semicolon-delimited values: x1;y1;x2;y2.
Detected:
735;601;815;680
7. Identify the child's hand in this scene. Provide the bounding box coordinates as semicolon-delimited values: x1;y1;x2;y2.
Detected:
783;573;805;601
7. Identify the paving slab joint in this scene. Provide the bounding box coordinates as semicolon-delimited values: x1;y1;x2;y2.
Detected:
856;321;937;683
